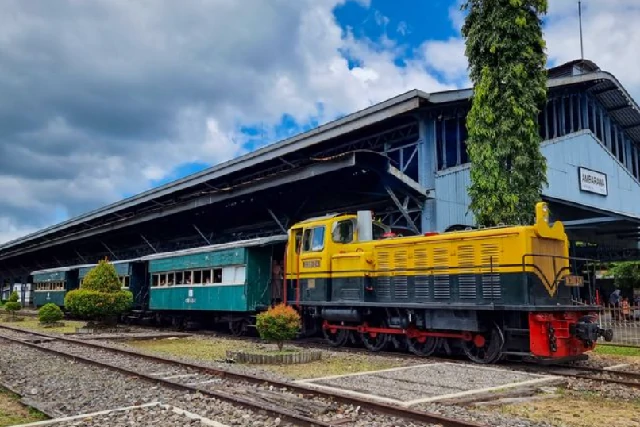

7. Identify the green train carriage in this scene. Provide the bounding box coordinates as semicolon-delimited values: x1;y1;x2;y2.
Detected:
31;266;82;308
143;236;287;334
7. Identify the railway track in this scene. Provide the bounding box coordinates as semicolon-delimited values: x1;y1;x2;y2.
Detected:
198;329;640;389
0;324;485;427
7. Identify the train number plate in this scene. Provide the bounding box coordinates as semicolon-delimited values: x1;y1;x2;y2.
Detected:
565;275;584;287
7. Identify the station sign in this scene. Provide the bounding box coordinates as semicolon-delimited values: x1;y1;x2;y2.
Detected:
578;167;608;196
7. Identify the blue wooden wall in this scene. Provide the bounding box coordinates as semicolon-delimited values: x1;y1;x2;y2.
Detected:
433;130;640;232
542;131;640;218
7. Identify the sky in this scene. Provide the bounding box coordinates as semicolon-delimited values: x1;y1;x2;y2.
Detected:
1;0;640;244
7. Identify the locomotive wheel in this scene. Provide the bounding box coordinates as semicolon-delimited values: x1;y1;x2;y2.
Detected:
323;327;350;347
229;319;249;337
462;324;504;364
391;335;408;351
406;335;441;357
360;321;391;352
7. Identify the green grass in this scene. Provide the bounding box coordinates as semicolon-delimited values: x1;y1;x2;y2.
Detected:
594;344;640;357
126;337;408;379
0;317;87;334
0;387;47;427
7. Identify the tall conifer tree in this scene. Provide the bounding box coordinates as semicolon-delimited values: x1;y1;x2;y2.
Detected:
462;0;549;225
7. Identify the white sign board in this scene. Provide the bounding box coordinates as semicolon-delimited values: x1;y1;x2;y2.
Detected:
579;167;608;196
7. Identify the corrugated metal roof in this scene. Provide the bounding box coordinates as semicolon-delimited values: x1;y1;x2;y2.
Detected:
140;234;288;262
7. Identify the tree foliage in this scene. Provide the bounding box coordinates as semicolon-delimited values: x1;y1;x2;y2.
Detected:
462;0;549;226
256;304;301;351
610;261;640;291
38;303;64;325
64;259;132;324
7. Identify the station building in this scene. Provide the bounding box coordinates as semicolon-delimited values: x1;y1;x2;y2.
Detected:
1;59;639;299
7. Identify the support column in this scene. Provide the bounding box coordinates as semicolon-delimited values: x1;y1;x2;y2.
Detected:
418;116;437;232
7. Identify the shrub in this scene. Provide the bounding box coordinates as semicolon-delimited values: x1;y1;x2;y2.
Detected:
65;289;133;320
82;259;122;292
64;259;133;325
255;303;301;351
5;291;21;320
38;303;64;325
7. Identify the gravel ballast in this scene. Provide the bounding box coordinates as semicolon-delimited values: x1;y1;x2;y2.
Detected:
0;338;442;427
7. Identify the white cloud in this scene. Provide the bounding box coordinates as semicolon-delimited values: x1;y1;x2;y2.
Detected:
544;0;640;98
0;0;464;244
422;37;469;85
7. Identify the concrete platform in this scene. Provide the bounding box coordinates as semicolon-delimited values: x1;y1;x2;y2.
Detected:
296;362;563;407
12;402;230;427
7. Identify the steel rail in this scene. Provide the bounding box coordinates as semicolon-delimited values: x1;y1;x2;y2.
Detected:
0;333;330;427
0;325;485;427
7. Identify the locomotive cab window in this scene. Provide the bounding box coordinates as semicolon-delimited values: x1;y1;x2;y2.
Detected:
373;223;387;240
303;226;326;252
332;220;354;244
292;229;303;253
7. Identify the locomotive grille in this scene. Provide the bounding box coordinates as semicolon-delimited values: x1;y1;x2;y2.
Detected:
433;246;450;299
377;251;391;271
377;276;392;299
434;247;448;268
480;243;500;270
340;288;361;300
394;250;408;271
459;274;477;299
393;276;408;299
458;245;475;271
482;274;501;300
434;275;450;299
414;248;428;271
415;275;430;300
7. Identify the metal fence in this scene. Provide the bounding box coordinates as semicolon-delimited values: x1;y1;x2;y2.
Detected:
595;303;640;347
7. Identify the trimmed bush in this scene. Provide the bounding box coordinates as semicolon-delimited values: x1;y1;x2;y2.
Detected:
81;259;122;293
65;289;133;320
256;303;301;351
64;259;133;325
38;303;64;325
5;291;21;320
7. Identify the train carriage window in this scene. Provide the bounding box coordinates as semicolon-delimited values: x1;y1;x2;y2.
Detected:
152;275;159;287
213;268;222;283
222;266;246;284
193;270;202;284
123;276;130;288
203;270;212;284
176;271;183;285
332;220;354;244
184;271;192;284
167;273;174;286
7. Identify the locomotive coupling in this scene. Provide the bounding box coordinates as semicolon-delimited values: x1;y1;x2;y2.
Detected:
571;318;613;344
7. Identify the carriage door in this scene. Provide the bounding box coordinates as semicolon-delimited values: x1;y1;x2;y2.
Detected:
295;224;330;302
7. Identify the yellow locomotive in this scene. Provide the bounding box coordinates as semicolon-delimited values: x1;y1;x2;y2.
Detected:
284;202;613;363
